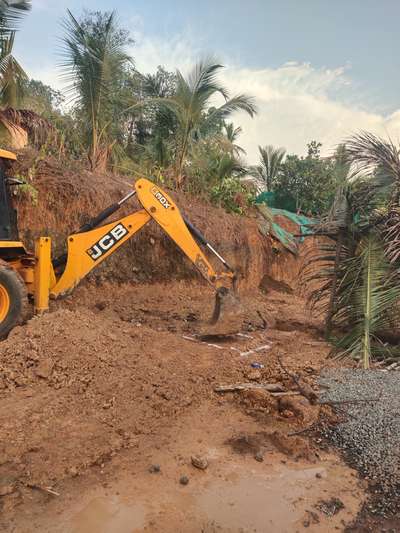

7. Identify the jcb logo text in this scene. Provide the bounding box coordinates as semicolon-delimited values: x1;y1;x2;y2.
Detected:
87;223;128;261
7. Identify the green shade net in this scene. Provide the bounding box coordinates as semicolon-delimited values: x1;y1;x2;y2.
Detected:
255;190;296;212
256;193;317;254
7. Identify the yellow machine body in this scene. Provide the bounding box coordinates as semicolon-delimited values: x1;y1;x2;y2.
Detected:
15;177;235;315
0;146;237;336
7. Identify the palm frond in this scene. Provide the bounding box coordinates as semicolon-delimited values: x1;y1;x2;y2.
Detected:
0;1;31;37
331;234;400;367
345;131;400;198
0;107;54;147
187;57;228;100
248;144;285;191
0;30;27;106
59;9;133;171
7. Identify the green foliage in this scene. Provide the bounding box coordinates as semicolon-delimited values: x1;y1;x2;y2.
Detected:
154;57;257;186
0;30;27;107
14;174;38;204
210;177;254;214
333;234;400;367
22;79;64;116
0;1;31;36
272;141;340;215
250;145;286;191
2;8;256;213
60;9;133;171
305;133;400;366
0;2;31;107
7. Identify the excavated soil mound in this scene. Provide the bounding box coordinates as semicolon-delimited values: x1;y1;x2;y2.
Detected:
0;283;333;503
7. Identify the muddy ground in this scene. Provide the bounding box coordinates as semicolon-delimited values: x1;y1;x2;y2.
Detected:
0;280;371;532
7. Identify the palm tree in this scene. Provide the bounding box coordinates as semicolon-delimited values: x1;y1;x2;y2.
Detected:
0;1;31;103
304;133;400;368
0;30;26;107
60;10;133;172
223;122;245;156
0;1;31;36
250;145;286;191
0;1;31;146
157;58;256;187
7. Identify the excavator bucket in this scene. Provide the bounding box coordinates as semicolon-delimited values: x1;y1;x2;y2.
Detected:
200;287;245;336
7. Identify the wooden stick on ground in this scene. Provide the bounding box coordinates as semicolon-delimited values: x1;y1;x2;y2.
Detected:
276;354;319;404
214;382;285;393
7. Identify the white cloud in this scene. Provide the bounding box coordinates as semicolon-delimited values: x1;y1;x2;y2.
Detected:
220;63;400;162
29;32;400;164
132;34;400;163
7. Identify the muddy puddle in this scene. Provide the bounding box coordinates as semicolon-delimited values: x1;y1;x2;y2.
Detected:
4;402;365;533
46;456;362;533
197;466;327;532
70;497;146;533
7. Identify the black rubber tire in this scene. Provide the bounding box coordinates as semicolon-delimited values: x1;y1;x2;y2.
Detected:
0;262;28;339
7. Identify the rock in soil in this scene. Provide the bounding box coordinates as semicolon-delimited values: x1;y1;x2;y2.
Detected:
191;455;208;470
316;497;345;516
179;475;189;486
254;450;264;462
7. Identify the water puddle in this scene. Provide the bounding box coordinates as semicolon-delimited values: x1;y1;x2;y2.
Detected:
38;451;362;533
69;495;145;533
67;465;329;533
198;466;325;532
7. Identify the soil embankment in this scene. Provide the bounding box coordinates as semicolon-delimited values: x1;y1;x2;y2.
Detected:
12;149;318;292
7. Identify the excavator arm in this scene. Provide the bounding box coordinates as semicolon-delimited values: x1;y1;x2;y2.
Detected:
37;179;235;314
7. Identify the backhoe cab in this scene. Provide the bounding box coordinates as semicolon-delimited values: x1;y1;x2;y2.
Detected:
0;151;241;339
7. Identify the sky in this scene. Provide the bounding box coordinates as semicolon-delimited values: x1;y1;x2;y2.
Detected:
13;0;400;163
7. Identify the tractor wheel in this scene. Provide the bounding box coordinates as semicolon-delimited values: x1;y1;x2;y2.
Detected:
0;262;28;339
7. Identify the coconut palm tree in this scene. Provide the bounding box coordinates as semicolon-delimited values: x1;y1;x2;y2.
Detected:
249;145;286;191
0;1;31;36
304;133;400;368
0;1;31;146
60;10;133;171
0;30;26;107
156;58;256;187
0;1;31;102
222;122;245;156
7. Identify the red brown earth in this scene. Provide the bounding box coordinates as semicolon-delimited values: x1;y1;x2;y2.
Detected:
0;150;391;531
0;282;367;532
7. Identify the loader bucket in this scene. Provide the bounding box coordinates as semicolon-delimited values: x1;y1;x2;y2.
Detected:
201;287;245;336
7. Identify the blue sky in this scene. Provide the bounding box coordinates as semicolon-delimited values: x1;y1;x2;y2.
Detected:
13;0;400;162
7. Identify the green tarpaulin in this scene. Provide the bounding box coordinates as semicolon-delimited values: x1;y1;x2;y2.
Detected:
256;194;317;254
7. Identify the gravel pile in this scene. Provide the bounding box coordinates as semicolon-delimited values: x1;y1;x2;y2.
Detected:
319;369;400;516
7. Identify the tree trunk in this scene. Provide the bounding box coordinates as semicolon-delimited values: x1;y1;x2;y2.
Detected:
325;230;344;337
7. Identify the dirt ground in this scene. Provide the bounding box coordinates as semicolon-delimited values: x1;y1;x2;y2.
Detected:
0;279;371;532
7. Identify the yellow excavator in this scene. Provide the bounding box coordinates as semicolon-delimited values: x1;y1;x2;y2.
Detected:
0;149;241;339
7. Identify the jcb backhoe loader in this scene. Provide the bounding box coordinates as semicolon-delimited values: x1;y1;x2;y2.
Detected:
0;149;241;339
